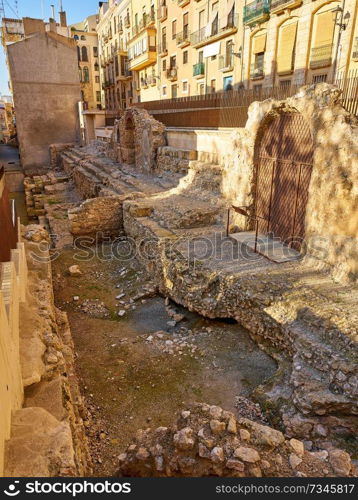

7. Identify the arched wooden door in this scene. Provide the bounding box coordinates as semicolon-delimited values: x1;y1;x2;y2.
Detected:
254;113;314;250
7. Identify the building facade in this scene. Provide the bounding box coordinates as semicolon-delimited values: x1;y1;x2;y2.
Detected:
93;0;358;109
6;19;81;172
70;15;102;111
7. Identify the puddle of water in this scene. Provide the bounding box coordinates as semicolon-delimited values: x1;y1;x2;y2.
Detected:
52;246;277;476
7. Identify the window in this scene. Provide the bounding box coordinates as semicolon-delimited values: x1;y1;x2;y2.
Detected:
96;91;101;102
81;46;88;62
277;19;297;75
170;55;176;69
83;67;89;83
183;50;188;64
162;26;167;51
162;85;167;96
225;40;233;67
163;59;167;71
198;51;203;64
172;20;177;40
81;35;86;40
78;68;82;82
94;62;99;72
223;75;233;91
210;79;216;93
199;10;205;30
95;75;100;83
251;30;266;78
74;34;79;40
171;84;178;98
183;12;189;39
93;46;98;57
198;82;205;95
310;7;336;68
182;80;188;92
77;46;81;61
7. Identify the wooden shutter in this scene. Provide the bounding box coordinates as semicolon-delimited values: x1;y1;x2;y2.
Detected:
313;10;335;47
253;33;267;54
277;21;297;74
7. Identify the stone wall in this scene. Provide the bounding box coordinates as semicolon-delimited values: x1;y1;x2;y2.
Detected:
221;84;358;283
118;403;354;477
2;226;91;476
49;143;76;170
68;196;124;240
109;108;166;172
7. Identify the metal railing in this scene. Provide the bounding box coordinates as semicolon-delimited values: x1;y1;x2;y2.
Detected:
310;44;333;69
219;54;233;70
250;64;264;79
177;27;190;46
166;67;178;81
243;0;271;24
270;0;297;11
131;13;155;38
190;13;239;46
158;42;168;54
157;6;167;21
193;62;205;77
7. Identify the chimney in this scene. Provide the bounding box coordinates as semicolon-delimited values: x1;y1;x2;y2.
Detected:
50;4;56;21
60;10;67;27
49;18;57;32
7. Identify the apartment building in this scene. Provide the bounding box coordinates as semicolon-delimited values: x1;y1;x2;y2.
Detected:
93;0;358;108
96;0;135;112
70;15;102;111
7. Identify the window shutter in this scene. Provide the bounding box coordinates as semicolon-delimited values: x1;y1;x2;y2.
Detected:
253;33;267;54
277;21;297;74
313;10;335;47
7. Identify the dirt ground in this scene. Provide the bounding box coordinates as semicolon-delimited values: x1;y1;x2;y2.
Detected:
52;244;277;476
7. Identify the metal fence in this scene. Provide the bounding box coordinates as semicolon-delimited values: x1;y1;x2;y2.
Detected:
127;70;358;128
0;167;18;263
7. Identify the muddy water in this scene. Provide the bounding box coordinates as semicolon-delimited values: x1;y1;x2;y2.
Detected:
52;245;277;476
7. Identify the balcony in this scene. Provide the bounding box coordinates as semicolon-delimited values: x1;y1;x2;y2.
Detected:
157;6;167;22
166;67;178;81
310;44;333;69
250;64;264;79
190;14;239;48
124;14;130;28
243;0;270;26
270;0;301;14
178;0;190;6
176;27;190;47
158;42;168;56
193;62;205;77
128;30;157;70
117;41;128;55
131;13;155;39
219;54;233;72
148;75;157;86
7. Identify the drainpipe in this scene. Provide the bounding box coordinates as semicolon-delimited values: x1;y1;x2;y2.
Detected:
332;0;346;82
240;0;247;87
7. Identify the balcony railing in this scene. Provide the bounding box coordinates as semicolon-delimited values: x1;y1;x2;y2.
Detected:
310;44;333;69
166;67;178;81
176;27;190;46
158;42;168;55
270;0;301;13
243;0;270;25
124;14;130;28
250;64;264;79
190;13;239;47
219;54;233;71
131;13;155;38
157;6;168;21
193;62;205;77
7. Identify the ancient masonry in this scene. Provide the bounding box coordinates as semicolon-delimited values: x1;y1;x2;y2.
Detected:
3;225;91;476
22;86;357;476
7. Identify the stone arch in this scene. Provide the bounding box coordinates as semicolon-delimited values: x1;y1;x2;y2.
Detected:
114;108;166;171
226;83;357;281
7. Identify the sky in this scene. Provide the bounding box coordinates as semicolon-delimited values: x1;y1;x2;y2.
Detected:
0;0;100;95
